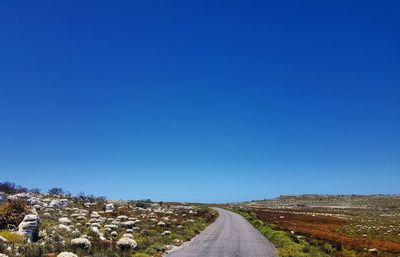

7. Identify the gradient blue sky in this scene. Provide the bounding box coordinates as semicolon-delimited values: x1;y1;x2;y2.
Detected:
0;1;399;203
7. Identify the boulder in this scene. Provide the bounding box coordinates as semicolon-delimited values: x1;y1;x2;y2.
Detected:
71;237;91;249
157;221;166;226
161;230;171;236
43;213;52;219
0;254;9;257
116;215;128;221
58;224;71;231
57;252;78;257
368;248;378;255
76;216;87;221
121;221;135;229
90;212;100;218
0;192;6;203
91;226;106;241
116;237;138;250
58;217;72;225
18;214;40;242
105;203;114;213
49;199;68;209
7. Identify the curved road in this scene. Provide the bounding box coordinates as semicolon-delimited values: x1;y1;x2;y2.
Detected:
166;208;276;257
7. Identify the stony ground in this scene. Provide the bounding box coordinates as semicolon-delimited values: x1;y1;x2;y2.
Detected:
0;191;216;257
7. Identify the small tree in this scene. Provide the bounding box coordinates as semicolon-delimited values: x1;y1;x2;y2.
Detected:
29;188;41;194
48;187;64;196
0;181;28;194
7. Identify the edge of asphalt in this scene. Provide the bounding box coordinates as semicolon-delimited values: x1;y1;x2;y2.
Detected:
163;207;221;256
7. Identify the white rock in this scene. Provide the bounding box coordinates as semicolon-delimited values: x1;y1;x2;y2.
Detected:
8;193;31;201
43;212;52;218
90;212;100;218
71;237;91;249
76;216;87;221
58;217;72;225
121;221;135;229
57;252;78;257
49;199;68;209
0;192;7;203
117;215;128;221
116;237;138;250
18;214;40;242
91;226;106;241
58;224;71;231
0;254;9;257
105;203;115;213
91;223;101;228
161;230;171;236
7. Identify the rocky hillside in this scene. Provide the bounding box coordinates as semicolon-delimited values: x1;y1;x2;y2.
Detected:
0;182;216;257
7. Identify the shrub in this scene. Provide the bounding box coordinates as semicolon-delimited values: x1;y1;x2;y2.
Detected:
17;243;47;257
48;187;64;196
0;230;24;243
132;253;151;257
0;200;28;229
0;181;28;194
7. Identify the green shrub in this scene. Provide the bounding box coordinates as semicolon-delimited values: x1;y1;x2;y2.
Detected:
132;253;151;257
0;230;24;243
146;243;165;254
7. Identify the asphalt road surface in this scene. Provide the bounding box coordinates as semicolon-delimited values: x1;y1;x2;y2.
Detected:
165;208;277;257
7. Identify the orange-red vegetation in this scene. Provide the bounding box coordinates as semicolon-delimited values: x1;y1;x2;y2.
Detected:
253;208;400;254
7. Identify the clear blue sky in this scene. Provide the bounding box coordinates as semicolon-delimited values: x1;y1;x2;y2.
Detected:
0;1;399;203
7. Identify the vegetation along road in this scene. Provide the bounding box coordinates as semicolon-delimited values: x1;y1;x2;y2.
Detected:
166;208;277;257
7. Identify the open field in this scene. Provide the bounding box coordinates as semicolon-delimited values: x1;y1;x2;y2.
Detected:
243;195;400;257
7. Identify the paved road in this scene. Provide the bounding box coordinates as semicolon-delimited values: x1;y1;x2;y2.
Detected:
166;208;276;257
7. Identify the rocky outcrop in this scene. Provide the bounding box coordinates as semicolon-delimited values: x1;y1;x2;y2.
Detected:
17;214;40;242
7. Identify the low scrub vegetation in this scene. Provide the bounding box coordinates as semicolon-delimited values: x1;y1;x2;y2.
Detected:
0;181;217;257
245;194;400;257
233;207;329;257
